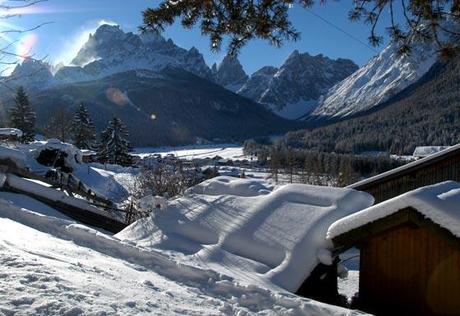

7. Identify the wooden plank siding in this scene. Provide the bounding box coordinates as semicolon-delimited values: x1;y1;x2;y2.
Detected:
357;223;460;316
350;148;460;203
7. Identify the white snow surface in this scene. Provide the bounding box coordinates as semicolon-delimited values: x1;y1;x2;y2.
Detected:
117;176;374;293
312;41;437;118
269;99;317;120
0;189;361;315
328;181;460;239
4;173;112;217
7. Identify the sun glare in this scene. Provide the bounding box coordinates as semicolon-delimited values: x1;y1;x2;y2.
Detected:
16;33;38;60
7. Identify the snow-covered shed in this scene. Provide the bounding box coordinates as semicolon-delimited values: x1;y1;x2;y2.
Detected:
328;181;460;315
117;176;374;304
349;143;460;203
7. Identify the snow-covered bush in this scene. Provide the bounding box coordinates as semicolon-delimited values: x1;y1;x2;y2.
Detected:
133;161;203;199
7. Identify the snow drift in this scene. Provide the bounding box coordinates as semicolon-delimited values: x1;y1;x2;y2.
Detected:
0;183;360;315
117;176;374;292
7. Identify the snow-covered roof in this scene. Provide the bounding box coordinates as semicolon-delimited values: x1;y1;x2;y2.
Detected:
328;181;460;240
349;143;460;189
413;146;451;157
117;176;374;292
0;128;23;137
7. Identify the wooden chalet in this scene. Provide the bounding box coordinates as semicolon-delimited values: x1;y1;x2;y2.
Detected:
349;144;460;203
328;181;460;316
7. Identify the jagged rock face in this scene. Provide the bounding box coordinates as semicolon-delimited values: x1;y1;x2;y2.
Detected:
238;66;278;101
212;55;248;92
5;58;54;89
238;50;358;119
55;24;213;83
311;41;437;119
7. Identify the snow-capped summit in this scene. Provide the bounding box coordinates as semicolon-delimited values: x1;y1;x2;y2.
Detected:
6;58;54;89
71;24;133;66
311;41;438;119
55;24;213;83
238;50;358;120
212;55;248;92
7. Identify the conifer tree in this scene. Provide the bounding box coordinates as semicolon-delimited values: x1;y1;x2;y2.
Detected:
97;117;132;166
72;104;97;149
9;86;36;143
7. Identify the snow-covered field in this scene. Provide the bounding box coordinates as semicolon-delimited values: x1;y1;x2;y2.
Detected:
134;144;251;161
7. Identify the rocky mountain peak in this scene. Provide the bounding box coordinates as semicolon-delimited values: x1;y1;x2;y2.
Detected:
236;50;358;119
56;24;213;83
6;58;54;88
212;55;248;92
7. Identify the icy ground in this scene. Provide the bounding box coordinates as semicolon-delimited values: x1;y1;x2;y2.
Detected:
0;196;361;315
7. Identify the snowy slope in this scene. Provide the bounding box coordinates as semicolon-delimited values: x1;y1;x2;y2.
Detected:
117;176;373;292
0;196;360;315
311;41;437;118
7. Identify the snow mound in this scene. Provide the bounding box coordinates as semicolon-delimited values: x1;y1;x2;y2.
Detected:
328;181;460;239
186;176;272;196
118;176;374;292
0;146;27;167
30;139;83;169
0;188;359;315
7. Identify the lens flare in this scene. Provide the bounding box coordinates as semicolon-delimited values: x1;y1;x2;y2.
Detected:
16;33;38;60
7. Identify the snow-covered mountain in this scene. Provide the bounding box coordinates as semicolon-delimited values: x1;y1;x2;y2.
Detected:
311;41;437;118
6;58;55;89
238;51;358;119
54;24;213;83
211;55;248;92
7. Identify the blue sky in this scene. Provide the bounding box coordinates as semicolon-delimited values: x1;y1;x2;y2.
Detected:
4;0;393;75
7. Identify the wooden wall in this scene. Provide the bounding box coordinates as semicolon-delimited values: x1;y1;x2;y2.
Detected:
353;151;460;204
358;223;460;316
